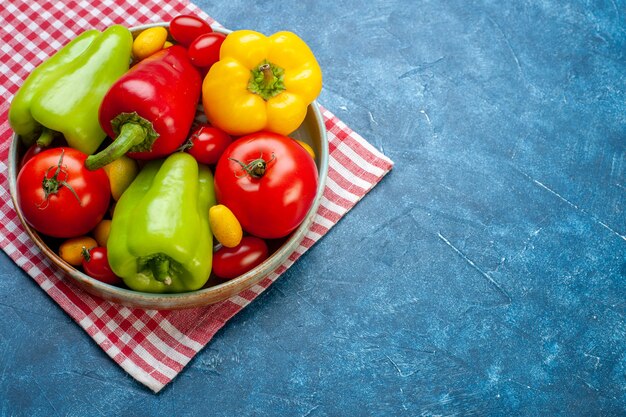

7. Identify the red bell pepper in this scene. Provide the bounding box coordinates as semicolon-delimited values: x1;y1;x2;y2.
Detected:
85;45;201;170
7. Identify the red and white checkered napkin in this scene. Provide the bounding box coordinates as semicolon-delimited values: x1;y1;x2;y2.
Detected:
0;0;393;392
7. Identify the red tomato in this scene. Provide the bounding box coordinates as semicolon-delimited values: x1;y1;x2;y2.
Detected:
214;131;318;239
188;32;226;68
20;136;68;170
169;15;213;47
186;124;232;165
20;143;48;170
213;236;269;280
82;247;121;285
16;147;111;238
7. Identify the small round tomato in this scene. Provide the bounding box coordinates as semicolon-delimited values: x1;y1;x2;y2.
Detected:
20;143;48;170
16;147;111;238
186;124;232;165
20;136;67;170
213;236;269;280
188;32;226;68
169;15;213;47
214;132;318;239
82;247;121;285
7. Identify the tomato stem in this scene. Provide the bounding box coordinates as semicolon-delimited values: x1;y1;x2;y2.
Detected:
38;149;82;209
177;137;194;152
81;246;91;263
176;127;202;152
228;153;275;178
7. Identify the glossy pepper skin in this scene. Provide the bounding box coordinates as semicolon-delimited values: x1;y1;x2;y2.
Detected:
85;45;201;170
107;152;215;293
202;30;322;136
9;29;99;146
9;26;133;154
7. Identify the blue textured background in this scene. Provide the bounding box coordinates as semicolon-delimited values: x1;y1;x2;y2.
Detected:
1;0;624;415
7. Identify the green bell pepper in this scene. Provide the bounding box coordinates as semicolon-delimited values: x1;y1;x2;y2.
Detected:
9;29;99;146
107;152;216;293
9;25;133;154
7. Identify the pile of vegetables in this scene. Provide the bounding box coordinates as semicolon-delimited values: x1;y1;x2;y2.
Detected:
9;15;322;293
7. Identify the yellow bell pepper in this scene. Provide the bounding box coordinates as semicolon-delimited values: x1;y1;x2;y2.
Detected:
202;30;322;136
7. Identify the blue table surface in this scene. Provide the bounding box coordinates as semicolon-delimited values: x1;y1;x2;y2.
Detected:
1;0;624;415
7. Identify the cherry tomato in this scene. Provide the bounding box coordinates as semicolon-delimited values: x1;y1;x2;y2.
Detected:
20;143;48;170
20;136;68;170
186;124;232;165
188;32;226;68
16;147;111;238
214;131;318;239
169;15;213;47
82;247;122;285
213;236;269;280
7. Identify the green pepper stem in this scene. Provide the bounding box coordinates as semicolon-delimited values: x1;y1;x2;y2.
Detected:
260;63;273;84
152;257;172;285
248;60;286;101
36;127;54;147
85;123;145;170
85;112;159;171
137;253;176;286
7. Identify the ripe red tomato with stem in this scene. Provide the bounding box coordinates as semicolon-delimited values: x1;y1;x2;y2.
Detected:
169;15;213;47
188;32;226;69
82;246;121;285
214;131;318;239
212;236;269;280
184;124;232;165
16;147;111;238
